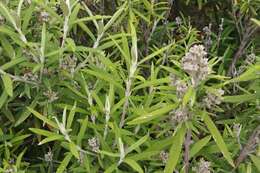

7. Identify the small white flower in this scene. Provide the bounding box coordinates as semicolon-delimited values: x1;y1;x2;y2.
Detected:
88;137;100;153
44;151;53;162
40;11;50;22
195;158;211;173
159;150;169;164
60;55;77;74
170;74;188;99
170;107;191;124
203;89;224;108
175;17;182;26
43;90;59;103
181;45;210;86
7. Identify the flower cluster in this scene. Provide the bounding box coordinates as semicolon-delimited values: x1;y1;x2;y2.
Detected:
203;89;224;108
202;24;212;51
39;11;50;23
22;72;38;82
159;150;169;164
0;14;5;25
237;53;256;75
60;55;77;74
170;74;188;99
194;158;211;173
169;107;191;124
181;45;210;86
88;137;100;153
44;151;53;162
43;90;59;103
175;17;182;26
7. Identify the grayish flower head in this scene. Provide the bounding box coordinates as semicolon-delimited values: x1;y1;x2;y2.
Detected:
170;107;191;124
170;74;188;99
60;55;77;74
195;158;211;173
0;14;5;25
203;89;224;108
182;45;210;86
88;137;100;153
40;11;50;22
175;16;182;26
22;72;38;82
159;150;169;164
44;151;53;162
43;90;59;103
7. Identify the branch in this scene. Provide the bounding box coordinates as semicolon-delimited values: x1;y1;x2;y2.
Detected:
235;125;260;168
184;130;192;173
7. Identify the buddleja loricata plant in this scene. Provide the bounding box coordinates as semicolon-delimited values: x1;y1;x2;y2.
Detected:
0;0;259;173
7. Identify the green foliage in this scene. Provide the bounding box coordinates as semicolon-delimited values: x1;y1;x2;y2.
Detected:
0;0;259;172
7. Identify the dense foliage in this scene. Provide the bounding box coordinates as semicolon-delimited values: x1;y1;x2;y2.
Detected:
0;0;259;173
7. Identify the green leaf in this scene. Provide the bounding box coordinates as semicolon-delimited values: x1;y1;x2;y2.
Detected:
251;18;260;26
0;91;8;109
56;153;72;173
104;163;118;173
182;86;195;107
77;117;88;146
27;107;58;128
69;142;79;159
124;158;144;173
2;74;13;97
66;102;77;129
190;135;211;158
29;128;57;137
164;125;186;173
16;149;26;169
0;57;26;70
250;154;260;172
39;135;64;145
227;65;260;83
60;0;69;16
103;3;126;32
223;94;258;103
138;43;173;64
40;22;46;63
202;112;235;167
128;104;177;125
15;97;38;126
126;134;149;154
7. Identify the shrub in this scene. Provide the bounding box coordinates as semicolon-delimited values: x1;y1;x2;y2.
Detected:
0;0;259;173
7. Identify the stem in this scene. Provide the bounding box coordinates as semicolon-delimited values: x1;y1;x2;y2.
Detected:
119;79;131;128
235;125;260;168
184;130;192;173
227;24;258;76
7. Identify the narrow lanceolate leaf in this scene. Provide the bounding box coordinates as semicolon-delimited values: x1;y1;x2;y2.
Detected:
2;74;13;97
126;134;149;154
203;112;235;167
250;154;260;171
128;104;177;125
164;125;186;173
190;135;211;158
56;153;72;173
39;135;64;145
251;18;260;26
29;128;58;137
69;142;79;159
66;102;77;129
40;22;46;63
27;107;58;128
15;97;38;126
124;158;144;173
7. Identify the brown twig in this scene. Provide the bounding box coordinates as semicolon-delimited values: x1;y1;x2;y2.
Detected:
235;125;260;168
227;23;258;76
184;130;192;173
